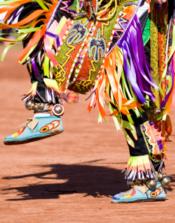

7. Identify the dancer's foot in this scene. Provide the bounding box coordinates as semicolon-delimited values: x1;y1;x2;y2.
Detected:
112;182;166;203
4;113;64;144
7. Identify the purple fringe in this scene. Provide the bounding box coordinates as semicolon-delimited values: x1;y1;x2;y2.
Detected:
117;15;156;104
31;58;40;79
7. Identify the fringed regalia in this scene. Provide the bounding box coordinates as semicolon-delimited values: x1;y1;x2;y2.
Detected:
0;0;175;183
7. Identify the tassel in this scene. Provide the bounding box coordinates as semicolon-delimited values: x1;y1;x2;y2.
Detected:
124;155;155;181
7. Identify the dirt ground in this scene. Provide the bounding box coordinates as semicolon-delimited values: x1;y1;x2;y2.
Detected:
0;49;175;223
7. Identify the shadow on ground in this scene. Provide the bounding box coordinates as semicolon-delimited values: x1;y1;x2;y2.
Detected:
3;162;128;201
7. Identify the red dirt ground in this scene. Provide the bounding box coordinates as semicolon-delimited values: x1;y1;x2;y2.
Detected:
0;49;175;223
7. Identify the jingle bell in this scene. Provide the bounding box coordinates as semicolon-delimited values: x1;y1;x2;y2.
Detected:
33;103;40;111
37;103;45;111
161;176;171;186
146;180;157;190
25;101;34;110
157;172;163;181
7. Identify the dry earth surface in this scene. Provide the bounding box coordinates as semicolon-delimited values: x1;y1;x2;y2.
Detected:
0;48;175;223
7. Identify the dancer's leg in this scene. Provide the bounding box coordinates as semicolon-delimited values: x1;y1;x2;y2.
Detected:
112;113;167;203
4;48;64;144
3;2;66;143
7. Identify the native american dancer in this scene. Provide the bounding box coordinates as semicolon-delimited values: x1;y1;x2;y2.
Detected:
0;0;174;202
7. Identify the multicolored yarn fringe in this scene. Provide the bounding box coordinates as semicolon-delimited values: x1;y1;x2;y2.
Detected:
124;155;155;181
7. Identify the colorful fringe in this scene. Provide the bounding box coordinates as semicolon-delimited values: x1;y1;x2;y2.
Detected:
0;0;174;145
89;2;175;147
125;155;155;181
89;14;156;145
0;0;137;94
0;0;75;64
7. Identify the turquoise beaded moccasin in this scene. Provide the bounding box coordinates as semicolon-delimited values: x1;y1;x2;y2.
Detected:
4;113;64;144
112;182;166;203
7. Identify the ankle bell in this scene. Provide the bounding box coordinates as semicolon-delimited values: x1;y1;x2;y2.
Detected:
146;179;157;191
157;172;171;186
161;176;171;187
